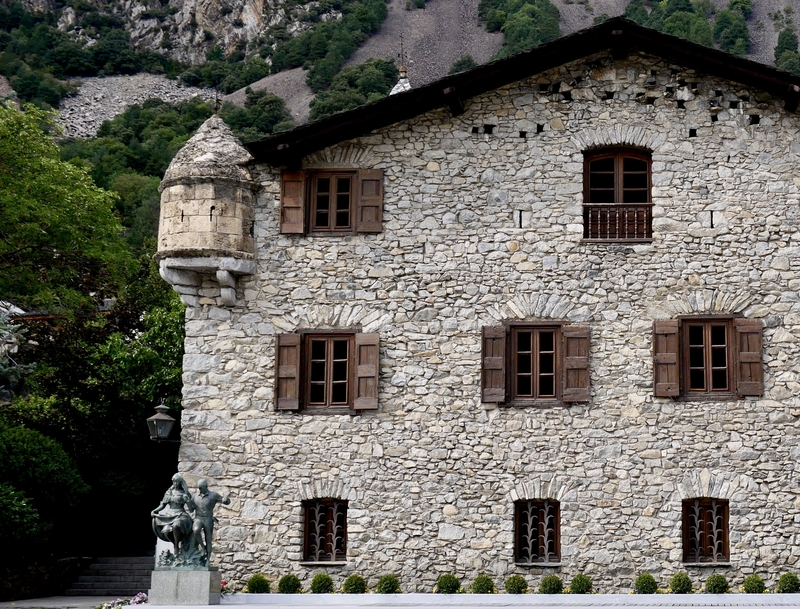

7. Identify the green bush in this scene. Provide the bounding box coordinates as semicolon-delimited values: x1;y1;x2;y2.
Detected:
435;573;460;594
539;574;563;594
449;55;477;74
246;574;270;593
570;573;592;594
471;574;495;594
634;573;657;594
505;575;528;594
310;573;334;593
705;574;729;594
777;573;800;593
342;574;366;594
376;574;401;594
278;574;302;594
741;574;765;594
669;571;693;594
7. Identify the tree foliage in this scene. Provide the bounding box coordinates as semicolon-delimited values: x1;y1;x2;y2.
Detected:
309;58;398;120
0;104;128;313
713;7;749;55
664;11;713;46
479;0;560;58
775;28;798;63
449;55;478;74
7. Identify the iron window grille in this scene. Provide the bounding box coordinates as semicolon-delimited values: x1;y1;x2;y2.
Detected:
303;499;347;562
683;498;729;563
514;499;560;563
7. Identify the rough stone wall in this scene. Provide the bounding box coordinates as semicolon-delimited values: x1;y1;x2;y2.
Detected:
173;51;800;592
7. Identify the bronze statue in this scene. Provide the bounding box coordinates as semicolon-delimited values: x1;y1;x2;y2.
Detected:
152;474;229;568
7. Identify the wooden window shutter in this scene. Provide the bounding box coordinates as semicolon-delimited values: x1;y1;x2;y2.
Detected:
481;326;506;403
354;333;380;410
561;326;590;402
280;170;305;234
275;333;301;410
734;318;764;396
653;320;680;397
355;169;383;233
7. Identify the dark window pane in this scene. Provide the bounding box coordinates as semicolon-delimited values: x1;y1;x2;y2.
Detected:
317;177;330;193
517;375;532;396
517;353;531;374
589;189;615;203
310;384;325;403
590;157;614;171
712;370;727;390
539;353;554;375
333;361;348;381
590;173;614;189
336;177;351;193
710;325;726;346
688;325;704;345
332;383;347;403
624;157;647;172
310;361;326;382
711;346;727;368
689;346;704;368
337;193;350;210
623;190;649;203
311;340;326;360
315;210;329;228
539;375;554;396
335;210;350;228
333;340;348;360
623;173;648;189
316;194;330;211
517;331;531;352
539;331;554;352
690;369;705;390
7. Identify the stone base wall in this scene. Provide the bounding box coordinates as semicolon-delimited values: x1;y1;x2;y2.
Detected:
172;51;800;592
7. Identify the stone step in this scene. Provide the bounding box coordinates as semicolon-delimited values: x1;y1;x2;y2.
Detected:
74;577;153;585
83;568;153;576
63;588;149;597
93;556;155;565
64;557;153;597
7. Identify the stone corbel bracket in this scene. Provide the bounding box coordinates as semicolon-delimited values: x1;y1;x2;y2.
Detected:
159;256;256;308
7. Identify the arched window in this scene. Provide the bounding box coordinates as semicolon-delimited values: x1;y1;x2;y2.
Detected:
583;148;652;241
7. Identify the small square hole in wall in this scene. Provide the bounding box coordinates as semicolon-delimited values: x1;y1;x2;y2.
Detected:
471;126;480;134
677;100;685;109
552;82;561;93
689;128;697;138
537;124;545;134
561;91;572;101
749;114;760;125
539;84;549;92
678;78;687;87
740;95;750;102
646;96;656;105
711;113;718;123
715;89;723;97
519;130;527;138
730;100;739;109
650;69;657;76
665;86;674;94
483;124;495;135
603;91;614;100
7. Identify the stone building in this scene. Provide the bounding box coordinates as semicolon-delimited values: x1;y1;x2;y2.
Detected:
156;18;800;592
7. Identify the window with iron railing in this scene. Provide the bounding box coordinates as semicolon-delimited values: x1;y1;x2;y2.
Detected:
683;498;729;563
303;499;347;562
514;499;560;563
583;149;653;241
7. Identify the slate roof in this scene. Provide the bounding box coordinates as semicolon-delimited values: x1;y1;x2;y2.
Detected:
245;16;800;166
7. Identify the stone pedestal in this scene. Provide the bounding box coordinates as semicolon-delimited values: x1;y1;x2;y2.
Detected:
149;568;221;605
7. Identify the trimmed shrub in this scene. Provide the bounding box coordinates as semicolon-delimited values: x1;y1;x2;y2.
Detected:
741;574;765;594
778;573;800;593
342;574;366;594
376;574;401;594
505;575;528;594
471;574;495;594
246;574;270;593
634;573;658;594
539;574;563;594
278;574;302;594
669;572;693;594
435;573;460;594
310;573;334;594
570;573;592;594
705;574;729;594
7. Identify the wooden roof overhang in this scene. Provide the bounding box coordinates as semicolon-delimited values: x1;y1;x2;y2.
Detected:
245;16;800;167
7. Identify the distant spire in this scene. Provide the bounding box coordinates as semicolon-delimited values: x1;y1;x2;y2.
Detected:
391;32;411;95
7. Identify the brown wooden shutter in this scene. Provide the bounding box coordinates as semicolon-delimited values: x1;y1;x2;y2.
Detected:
280;170;305;234
734;318;764;396
561;326;590;402
355;169;383;233
481;326;506;403
276;333;301;410
354;333;379;410
653;320;680;397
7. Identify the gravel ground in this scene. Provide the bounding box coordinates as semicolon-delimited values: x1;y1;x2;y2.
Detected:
56;73;215;138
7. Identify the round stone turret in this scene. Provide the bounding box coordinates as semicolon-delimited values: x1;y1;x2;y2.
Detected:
156;115;257;307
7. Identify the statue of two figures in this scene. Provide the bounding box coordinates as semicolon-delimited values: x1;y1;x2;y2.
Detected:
152;474;230;569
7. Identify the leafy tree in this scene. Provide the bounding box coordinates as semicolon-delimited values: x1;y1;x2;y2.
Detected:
309;59;398;120
777;49;800;73
219;88;293;142
664;11;714;46
0;482;42;551
645;3;666;30
449;55;478;74
714;8;749;55
728;0;751;18
623;0;649;26
664;0;695;18
692;0;716;19
489;0;560;58
0;104;128;312
775;28;798;63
